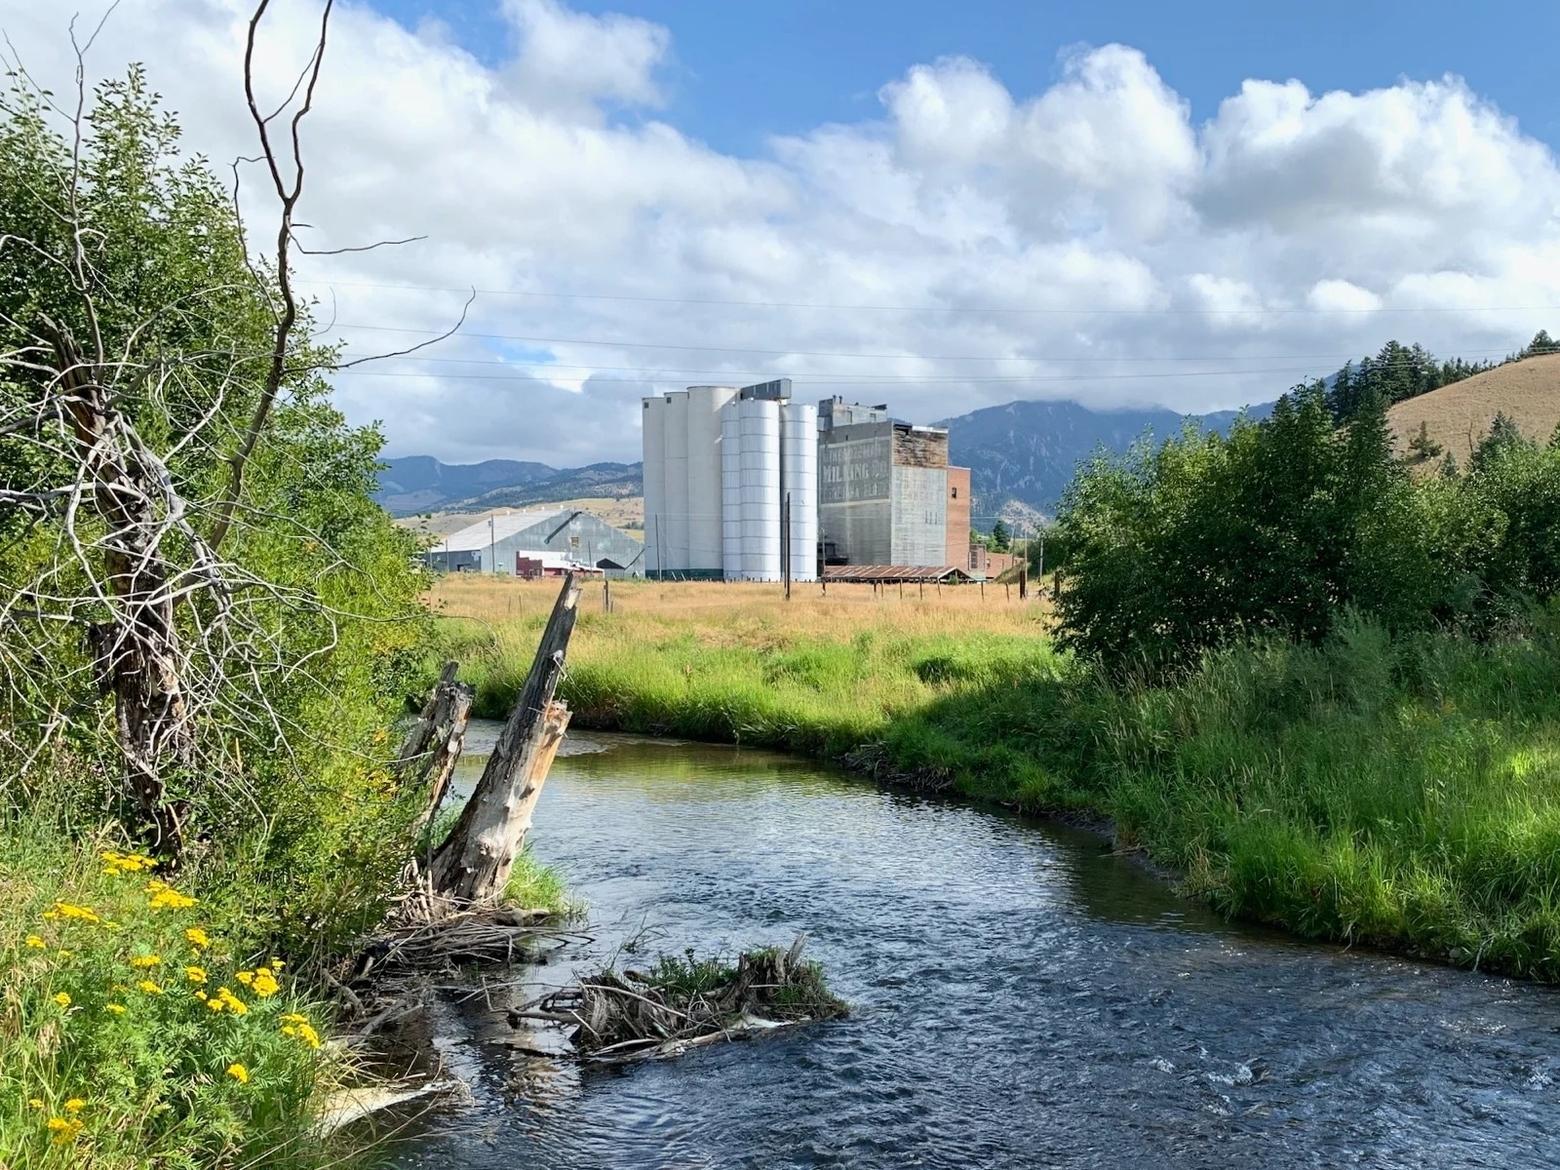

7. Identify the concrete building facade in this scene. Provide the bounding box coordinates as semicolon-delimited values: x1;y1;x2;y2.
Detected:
818;401;972;569
423;509;644;577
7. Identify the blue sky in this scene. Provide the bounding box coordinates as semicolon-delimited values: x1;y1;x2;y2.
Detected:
13;0;1559;463
377;0;1560;153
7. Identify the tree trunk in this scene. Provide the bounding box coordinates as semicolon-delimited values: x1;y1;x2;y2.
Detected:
427;572;580;904
46;321;191;853
396;660;474;838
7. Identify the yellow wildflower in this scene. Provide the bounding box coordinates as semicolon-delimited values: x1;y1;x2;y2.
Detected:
129;954;161;969
280;1012;309;1025
226;1063;249;1085
56;950;73;960
185;927;211;949
51;902;100;924
185;965;207;984
64;1099;85;1114
136;980;163;995
251;968;280;999
27;1097;43;1110
106;1003;127;1015
25;935;44;949
213;987;248;1015
269;957;285;970
148;887;197;911
235;970;254;987
296;1022;321;1049
46;1116;84;1145
52;992;70;1008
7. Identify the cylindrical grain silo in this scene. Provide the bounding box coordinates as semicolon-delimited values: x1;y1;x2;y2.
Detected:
641;395;666;577
781;400;819;582
685;385;737;575
663;390;690;573
720;401;743;580
739;397;782;580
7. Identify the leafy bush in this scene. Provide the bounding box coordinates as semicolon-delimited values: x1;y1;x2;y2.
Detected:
1054;384;1560;671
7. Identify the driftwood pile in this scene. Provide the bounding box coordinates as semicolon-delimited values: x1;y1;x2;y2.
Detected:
517;935;848;1064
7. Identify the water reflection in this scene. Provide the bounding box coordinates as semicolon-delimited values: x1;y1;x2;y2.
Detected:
394;726;1560;1169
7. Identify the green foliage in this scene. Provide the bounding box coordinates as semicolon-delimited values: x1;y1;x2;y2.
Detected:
0;71;430;950
989;519;1011;551
1053;384;1560;671
1407;419;1444;461
0;818;353;1168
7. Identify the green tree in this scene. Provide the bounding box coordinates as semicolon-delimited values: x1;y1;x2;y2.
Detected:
1407;419;1444;461
0;67;426;930
989;519;1011;550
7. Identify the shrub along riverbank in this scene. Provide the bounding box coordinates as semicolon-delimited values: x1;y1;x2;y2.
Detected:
432;578;1560;980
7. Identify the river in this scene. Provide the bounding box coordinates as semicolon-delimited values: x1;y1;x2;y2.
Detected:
390;721;1560;1169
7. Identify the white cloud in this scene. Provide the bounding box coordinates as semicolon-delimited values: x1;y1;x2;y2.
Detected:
2;1;1559;466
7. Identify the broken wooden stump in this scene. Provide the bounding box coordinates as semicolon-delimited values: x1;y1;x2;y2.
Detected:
427;571;580;906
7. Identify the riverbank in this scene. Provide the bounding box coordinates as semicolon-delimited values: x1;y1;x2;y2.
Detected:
431;577;1560;981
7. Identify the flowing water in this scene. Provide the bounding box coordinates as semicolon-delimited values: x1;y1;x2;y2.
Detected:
391;722;1560;1169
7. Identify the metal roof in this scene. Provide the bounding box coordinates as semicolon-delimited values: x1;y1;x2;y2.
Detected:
436;510;571;553
822;564;974;583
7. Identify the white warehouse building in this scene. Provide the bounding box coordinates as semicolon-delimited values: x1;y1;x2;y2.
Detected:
643;379;818;581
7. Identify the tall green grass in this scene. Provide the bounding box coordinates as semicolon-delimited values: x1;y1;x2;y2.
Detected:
435;603;1560;979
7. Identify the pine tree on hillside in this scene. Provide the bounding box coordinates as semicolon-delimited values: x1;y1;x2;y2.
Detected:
1471;411;1528;472
990;519;1011;551
1439;451;1460;478
1524;329;1558;357
1406;420;1444;462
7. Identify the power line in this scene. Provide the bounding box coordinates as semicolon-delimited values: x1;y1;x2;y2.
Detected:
319;322;1529;366
295;277;1560;317
332;361;1467;385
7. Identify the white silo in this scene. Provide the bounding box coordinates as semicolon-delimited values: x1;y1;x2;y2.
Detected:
663;390;690;573
686;385;736;575
781;401;819;581
720;402;743;580
738;397;782;580
641;395;666;576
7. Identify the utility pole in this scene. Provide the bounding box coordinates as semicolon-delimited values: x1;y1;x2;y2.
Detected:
782;491;792;600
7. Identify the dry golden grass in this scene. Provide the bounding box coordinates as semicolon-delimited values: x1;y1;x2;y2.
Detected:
428;573;1049;645
1390;353;1560;466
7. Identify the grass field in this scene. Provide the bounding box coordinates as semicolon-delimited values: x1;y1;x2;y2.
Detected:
1389;352;1560;465
429;575;1560;981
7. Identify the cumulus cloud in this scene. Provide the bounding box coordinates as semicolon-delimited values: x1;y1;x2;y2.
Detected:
2;1;1558;466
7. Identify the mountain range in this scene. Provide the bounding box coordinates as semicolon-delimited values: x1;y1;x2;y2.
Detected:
376;398;1275;520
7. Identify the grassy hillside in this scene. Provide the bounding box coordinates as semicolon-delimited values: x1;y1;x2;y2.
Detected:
1390;352;1560;464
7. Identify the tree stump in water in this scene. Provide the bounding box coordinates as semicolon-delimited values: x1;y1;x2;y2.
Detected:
397;660;475;839
427;572;580;906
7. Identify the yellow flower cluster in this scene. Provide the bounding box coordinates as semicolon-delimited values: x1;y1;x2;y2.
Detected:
101;850;155;878
205;986;249;1015
129;954;161;969
25;934;44;949
45;902;100;924
185;965;208;985
236;965;281;998
185;926;211;950
145;880;198;911
279;1013;321;1049
136;979;163;995
46;1115;84;1145
226;1063;249;1084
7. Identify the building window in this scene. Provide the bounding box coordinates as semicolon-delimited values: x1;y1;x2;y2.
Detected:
951;486;958;498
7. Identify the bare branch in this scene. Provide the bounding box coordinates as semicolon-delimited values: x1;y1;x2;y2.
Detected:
209;0;335;554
